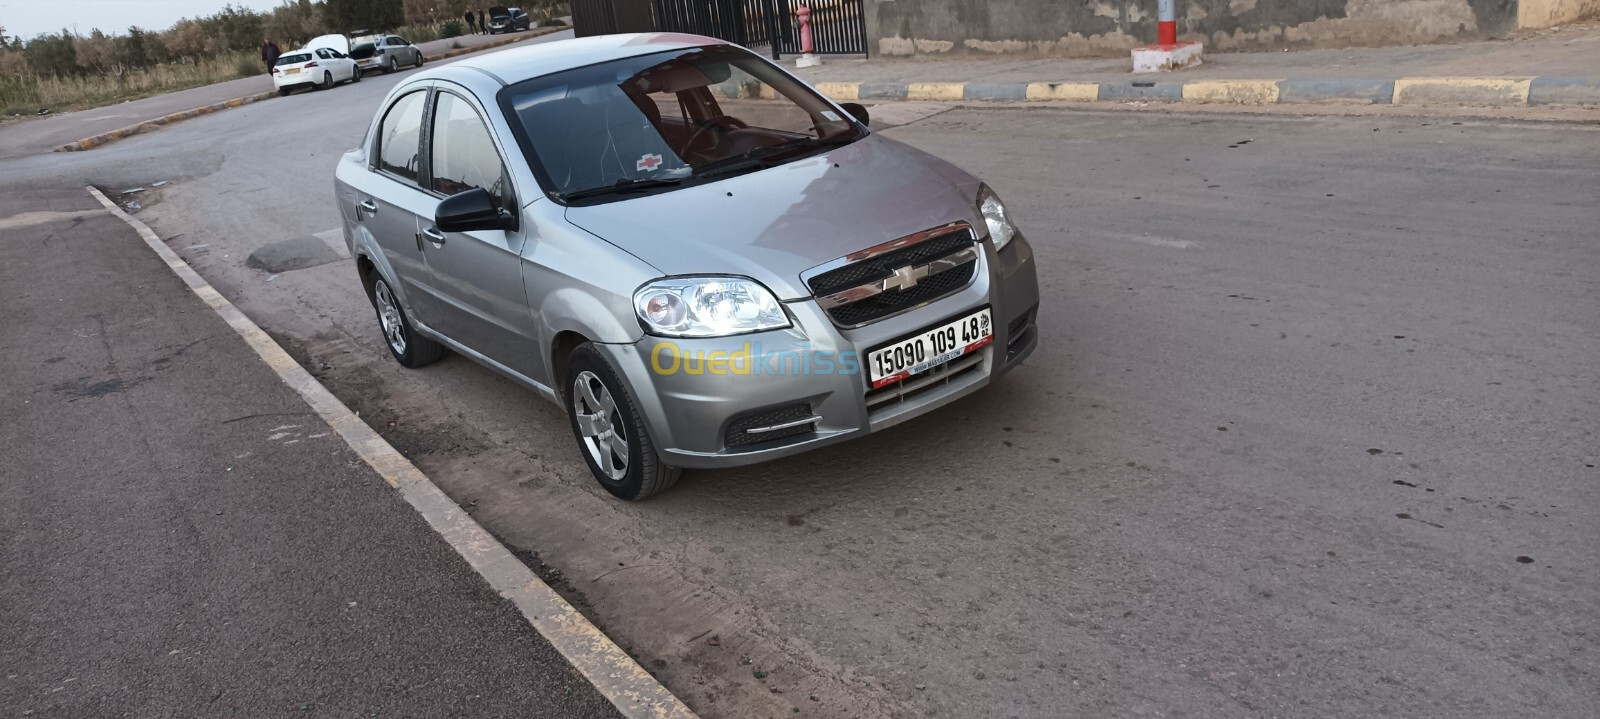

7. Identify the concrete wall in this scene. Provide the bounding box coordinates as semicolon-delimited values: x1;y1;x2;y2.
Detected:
865;0;1542;57
1518;0;1600;28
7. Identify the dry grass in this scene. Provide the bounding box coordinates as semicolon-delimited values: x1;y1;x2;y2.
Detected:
0;51;262;117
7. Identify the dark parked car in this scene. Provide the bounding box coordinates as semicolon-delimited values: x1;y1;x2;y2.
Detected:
487;7;532;33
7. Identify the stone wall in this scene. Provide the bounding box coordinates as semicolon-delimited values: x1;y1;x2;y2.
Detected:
863;0;1577;57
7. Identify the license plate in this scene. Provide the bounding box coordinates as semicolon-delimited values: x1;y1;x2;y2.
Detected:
285;68;300;74
867;308;992;388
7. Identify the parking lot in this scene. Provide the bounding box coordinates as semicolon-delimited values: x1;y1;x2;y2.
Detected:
3;46;1597;718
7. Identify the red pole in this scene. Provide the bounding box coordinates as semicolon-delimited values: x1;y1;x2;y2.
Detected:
1157;0;1178;46
797;6;814;55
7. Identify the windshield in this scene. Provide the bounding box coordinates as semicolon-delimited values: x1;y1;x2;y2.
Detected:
500;44;865;202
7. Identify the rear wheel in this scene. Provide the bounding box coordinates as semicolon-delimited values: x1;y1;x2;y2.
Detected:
277;87;291;97
565;343;680;500
318;71;332;90
371;277;444;368
386;56;398;74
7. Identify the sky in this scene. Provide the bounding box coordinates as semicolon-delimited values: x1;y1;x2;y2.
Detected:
1;0;283;40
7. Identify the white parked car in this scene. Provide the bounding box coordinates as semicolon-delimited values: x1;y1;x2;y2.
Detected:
272;34;360;96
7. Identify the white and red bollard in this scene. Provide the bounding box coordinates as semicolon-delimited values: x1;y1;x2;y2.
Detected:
1132;0;1203;73
795;6;822;68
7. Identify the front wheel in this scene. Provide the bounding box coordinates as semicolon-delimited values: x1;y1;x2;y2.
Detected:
415;51;425;67
350;67;361;83
565;343;680;500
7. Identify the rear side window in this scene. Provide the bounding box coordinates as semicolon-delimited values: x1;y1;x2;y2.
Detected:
378;91;428;182
429;93;506;203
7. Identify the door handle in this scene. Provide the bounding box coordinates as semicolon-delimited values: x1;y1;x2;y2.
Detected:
421;227;446;244
358;199;379;214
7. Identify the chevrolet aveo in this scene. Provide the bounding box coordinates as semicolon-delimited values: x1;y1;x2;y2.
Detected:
334;34;1040;500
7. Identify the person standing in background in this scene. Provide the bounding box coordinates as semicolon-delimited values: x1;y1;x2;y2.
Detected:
259;38;280;75
464;9;477;35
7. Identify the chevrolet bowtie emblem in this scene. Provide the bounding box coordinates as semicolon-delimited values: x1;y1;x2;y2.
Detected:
883;264;928;292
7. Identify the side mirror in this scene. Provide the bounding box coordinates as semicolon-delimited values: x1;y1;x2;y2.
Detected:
839;102;870;128
436;187;517;233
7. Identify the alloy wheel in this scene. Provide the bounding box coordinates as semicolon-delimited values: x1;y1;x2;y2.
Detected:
374;280;407;355
571;370;629;481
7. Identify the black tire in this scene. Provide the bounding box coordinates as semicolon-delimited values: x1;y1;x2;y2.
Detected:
370;277;444;369
350;67;361;83
386;56;398;74
564;343;680;500
277;87;291;97
415;51;424;67
318;71;332;90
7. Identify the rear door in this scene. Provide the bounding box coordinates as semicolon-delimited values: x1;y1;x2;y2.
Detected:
346;86;440;324
417;87;541;377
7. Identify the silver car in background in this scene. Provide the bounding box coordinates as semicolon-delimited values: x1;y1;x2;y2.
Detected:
334;34;1040;500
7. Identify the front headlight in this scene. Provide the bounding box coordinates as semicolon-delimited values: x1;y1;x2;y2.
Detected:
633;277;791;337
977;184;1017;251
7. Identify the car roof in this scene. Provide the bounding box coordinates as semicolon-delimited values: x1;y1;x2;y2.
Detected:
442;33;732;86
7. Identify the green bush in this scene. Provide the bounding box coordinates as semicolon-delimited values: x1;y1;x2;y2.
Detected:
439;19;464;39
235;54;262;78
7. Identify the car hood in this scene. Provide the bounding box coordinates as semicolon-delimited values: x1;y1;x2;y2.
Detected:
306;33;349;54
563;135;981;301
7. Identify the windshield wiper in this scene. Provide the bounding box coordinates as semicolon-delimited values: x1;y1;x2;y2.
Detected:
559;177;683;201
693;135;856;179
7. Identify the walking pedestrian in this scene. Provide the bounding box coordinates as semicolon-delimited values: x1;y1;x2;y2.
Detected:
464;10;477;35
478;9;488;34
259;38;281;75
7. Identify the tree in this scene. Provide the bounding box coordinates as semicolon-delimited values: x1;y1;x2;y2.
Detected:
24;31;79;76
326;0;405;34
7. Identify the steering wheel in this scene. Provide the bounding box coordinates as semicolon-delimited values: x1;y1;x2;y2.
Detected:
683;115;749;158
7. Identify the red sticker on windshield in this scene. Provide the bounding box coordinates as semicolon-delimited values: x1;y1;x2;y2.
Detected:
636;153;664;172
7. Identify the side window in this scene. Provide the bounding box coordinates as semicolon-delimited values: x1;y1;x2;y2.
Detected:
390;36;409;46
429;93;507;204
377;91;428;183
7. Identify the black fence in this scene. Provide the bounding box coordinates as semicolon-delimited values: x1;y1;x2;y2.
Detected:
653;0;866;56
571;0;658;38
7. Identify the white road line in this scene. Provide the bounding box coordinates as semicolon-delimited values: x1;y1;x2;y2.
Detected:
87;185;697;719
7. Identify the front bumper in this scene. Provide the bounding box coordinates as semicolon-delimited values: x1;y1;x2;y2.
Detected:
597;234;1040;469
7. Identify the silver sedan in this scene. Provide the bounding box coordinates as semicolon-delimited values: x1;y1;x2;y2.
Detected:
334;34;1040;499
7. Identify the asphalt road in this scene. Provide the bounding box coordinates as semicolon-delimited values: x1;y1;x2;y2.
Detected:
0;28;574;160
0;52;1595;719
0;188;622;717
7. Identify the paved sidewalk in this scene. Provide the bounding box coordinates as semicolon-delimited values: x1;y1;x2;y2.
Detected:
787;21;1600;106
0;28;574;160
0;186;621;718
790;22;1598;83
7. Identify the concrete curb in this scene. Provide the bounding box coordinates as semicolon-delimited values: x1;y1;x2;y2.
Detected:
84;184;697;719
805;76;1600;108
54;27;565;153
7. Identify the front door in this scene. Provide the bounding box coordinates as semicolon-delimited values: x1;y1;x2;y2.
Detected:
418;89;542;379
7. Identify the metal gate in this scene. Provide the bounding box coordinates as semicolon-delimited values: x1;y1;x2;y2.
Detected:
653;0;866;56
571;0;658;38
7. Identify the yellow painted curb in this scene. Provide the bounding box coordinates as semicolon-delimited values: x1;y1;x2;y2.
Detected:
813;82;860;101
1392;77;1534;106
1182;80;1284;104
83;185;699;719
1025;82;1100;101
907;82;966;101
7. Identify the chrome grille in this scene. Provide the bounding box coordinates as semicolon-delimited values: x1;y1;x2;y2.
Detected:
806;223;978;328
